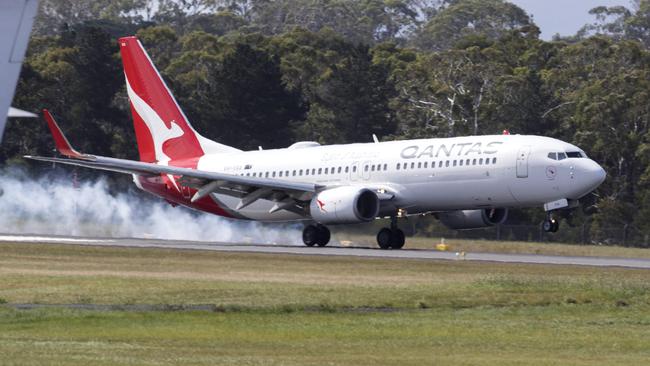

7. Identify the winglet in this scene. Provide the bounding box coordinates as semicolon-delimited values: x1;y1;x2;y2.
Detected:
42;109;85;159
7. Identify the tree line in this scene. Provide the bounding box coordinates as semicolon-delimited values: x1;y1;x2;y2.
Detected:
3;0;650;245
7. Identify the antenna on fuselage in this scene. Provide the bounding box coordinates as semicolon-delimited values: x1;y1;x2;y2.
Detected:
258;146;263;151
372;134;379;143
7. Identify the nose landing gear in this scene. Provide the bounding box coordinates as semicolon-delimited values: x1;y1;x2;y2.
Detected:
376;216;405;249
542;213;559;233
302;224;331;247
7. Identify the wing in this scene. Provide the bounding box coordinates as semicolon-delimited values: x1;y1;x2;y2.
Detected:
26;110;322;216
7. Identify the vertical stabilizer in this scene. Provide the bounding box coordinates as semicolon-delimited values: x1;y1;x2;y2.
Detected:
118;36;239;164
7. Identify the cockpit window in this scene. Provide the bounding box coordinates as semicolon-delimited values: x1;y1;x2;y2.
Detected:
548;152;557;160
558;152;567;160
566;151;583;158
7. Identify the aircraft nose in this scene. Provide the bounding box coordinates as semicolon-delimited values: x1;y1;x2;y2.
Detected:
582;159;606;191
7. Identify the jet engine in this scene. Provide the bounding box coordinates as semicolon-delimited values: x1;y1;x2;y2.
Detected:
310;187;380;224
438;208;508;230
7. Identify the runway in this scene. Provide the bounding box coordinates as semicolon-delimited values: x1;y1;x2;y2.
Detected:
1;234;650;269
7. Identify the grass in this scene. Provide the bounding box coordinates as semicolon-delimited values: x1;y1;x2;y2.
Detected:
1;242;650;365
339;233;650;259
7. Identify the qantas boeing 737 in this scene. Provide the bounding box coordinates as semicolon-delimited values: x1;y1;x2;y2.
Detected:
26;36;607;249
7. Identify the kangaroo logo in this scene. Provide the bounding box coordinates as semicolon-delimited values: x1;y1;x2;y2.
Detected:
317;199;327;213
126;75;184;165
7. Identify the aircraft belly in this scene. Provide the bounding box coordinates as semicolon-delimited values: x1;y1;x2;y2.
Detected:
211;194;304;222
399;175;517;212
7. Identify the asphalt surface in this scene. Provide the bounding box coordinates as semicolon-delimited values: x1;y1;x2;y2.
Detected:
1;234;649;269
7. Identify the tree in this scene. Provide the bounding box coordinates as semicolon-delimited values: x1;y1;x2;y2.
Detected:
578;1;650;48
252;0;421;44
297;44;398;143
169;34;305;149
412;0;534;51
542;37;650;233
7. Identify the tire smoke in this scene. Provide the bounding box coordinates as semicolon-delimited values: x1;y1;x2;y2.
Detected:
0;169;303;244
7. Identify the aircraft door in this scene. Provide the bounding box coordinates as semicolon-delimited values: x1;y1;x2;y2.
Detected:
516;146;531;178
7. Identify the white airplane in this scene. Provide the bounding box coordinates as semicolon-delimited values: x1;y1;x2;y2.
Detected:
26;36;606;249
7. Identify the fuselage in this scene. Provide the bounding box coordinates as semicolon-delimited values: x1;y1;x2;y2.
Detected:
134;134;606;222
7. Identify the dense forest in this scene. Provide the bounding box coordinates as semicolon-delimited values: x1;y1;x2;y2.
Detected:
3;0;650;245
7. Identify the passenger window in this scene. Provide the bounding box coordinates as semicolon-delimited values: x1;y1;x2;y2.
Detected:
558;152;567;160
472;159;477;165
466;159;470;165
345;167;349;173
331;167;335;173
418;162;422;169
383;164;387;170
312;169;316;175
459;160;463;166
453;160;457;167
272;172;276;177
479;158;483;165
353;166;357;173
411;162;415;169
371;165;375;172
424;162;428;168
438;161;443;168
299;169;303;176
338;167;342;173
548;152;557;160
324;168;329;174
318;168;322;174
445;161;450;167
396;163;400;170
492;157;497;164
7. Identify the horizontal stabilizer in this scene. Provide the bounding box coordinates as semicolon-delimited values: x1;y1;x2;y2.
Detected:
8;107;37;118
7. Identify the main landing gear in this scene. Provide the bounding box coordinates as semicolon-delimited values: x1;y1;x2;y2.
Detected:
302;224;331;247
376;216;405;250
542;213;560;233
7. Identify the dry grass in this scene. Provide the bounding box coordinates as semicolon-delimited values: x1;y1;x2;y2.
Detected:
1;242;650;365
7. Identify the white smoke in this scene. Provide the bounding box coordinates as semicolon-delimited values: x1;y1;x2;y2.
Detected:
0;168;304;244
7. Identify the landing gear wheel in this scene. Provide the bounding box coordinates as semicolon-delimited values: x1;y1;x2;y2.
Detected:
302;225;318;246
303;224;331;247
551;220;559;233
391;229;405;249
377;228;392;249
316;225;330;247
376;227;405;250
543;217;559;233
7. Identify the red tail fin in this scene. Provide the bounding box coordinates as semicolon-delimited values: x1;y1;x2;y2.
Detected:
118;36;239;164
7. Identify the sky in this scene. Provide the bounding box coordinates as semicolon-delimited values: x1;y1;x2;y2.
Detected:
509;0;633;40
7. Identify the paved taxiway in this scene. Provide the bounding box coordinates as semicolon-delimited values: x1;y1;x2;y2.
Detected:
1;234;649;269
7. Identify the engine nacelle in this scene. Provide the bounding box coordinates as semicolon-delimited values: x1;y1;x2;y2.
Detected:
310;187;380;224
438;208;508;230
